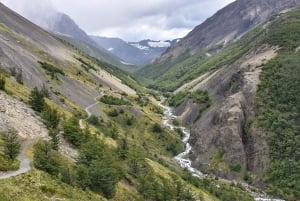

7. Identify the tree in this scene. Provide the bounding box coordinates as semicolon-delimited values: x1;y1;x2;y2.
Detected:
41;84;50;98
49;129;59;151
2;130;21;160
118;136;128;160
33;140;62;175
76;139;123;198
128;146;145;176
89;158;122;199
62;117;87;147
42;105;60;129
0;73;5;90
75;164;90;190
29;87;45;112
77;139;105;166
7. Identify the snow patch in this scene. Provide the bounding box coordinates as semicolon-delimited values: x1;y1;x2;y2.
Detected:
206;52;212;57
148;41;171;48
131;43;149;50
120;61;133;65
108;47;114;51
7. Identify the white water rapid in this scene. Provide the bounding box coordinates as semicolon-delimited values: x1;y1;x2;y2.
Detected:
158;101;204;178
158;100;285;201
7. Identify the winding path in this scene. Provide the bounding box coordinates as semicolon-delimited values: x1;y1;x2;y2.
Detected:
0;93;102;180
79;94;102;129
0;139;36;179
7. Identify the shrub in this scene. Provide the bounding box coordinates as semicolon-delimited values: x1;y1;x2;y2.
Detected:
108;109;119;117
87;115;101;126
0;73;5;90
167;91;188;107
38;61;65;79
152;123;162;133
100;95;130;105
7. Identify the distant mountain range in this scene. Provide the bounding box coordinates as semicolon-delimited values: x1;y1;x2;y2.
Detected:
91;36;179;65
17;9;176;67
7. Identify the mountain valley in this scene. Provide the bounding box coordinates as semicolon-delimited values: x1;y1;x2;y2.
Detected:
0;0;299;201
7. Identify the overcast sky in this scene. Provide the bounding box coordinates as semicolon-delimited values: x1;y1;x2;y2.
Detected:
0;0;235;41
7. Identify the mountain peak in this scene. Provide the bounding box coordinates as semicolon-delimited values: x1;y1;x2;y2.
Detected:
155;0;300;64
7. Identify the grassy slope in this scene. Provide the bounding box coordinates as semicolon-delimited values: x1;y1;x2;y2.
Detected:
0;170;106;201
252;7;300;200
0;19;255;201
139;6;300;200
0;73;254;201
136;24;266;92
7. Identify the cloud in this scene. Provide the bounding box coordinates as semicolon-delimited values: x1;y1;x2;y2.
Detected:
0;0;57;28
0;0;236;41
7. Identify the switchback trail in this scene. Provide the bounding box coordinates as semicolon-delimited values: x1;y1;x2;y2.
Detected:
79;94;102;129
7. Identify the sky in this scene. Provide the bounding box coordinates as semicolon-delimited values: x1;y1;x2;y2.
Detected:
0;0;235;41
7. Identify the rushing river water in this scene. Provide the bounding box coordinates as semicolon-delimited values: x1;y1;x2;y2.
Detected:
159;100;285;201
158;101;204;178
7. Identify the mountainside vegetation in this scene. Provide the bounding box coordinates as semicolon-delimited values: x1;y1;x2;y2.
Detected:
160;6;300;201
136;0;300;92
1;1;300;201
252;7;300;200
0;3;255;200
137;24;266;92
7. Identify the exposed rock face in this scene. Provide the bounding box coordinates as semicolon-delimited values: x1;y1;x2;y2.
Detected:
176;45;278;182
155;0;300;65
0;92;48;139
51;13;97;46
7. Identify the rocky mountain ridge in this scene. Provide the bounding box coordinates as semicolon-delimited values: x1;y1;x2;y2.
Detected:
91;36;179;65
156;0;300;64
137;0;300;87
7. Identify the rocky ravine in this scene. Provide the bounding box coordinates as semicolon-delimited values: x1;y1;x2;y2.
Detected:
0;92;48;179
174;45;278;184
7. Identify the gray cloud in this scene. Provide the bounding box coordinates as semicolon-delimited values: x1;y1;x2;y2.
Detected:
0;0;235;41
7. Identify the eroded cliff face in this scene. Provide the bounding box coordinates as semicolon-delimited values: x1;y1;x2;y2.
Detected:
175;45;278;184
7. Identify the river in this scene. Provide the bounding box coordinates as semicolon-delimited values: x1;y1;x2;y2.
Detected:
158;100;285;201
158;101;204;178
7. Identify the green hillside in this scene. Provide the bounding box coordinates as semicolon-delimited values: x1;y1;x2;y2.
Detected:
253;7;300;200
0;4;254;200
136;24;266;92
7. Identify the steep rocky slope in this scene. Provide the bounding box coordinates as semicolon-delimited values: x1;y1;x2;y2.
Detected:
181;45;278;180
49;13;126;69
170;6;300;200
0;92;48;139
137;0;300;90
157;0;300;63
0;3;256;201
0;3;135;110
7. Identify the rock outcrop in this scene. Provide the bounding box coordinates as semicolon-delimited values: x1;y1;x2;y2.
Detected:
0;92;48;139
175;45;278;182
